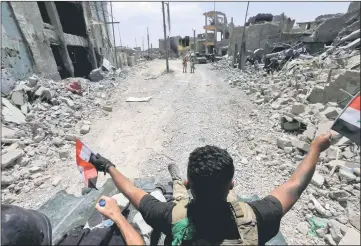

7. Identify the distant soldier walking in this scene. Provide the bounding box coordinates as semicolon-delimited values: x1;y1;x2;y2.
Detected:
182;54;188;73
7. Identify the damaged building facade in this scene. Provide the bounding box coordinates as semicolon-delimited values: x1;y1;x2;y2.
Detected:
2;1;117;95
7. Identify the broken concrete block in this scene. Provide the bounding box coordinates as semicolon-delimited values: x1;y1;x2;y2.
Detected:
291;103;305;115
339;227;360;245
307;86;325;104
11;90;27;106
28;75;38;87
315;121;333;137
2;175;15;187
89;68;104;82
323;70;360;107
342;147;354;159
59;97;76;110
338;166;357;181
324;234;337;246
323;107;341;120
292;139;310;152
284;147;293;154
80;125;90;134
33;128;45;143
2;98;26;124
102;58;112;71
304;126;316;140
2;149;24;169
271;102;281;110
325;146;338;161
53;137;63;147
348;211;360;231
52;176;62;187
21;103;31;115
280;116;305;131
35;86;52;101
102;105;113;112
277;137;292;149
65;134;77;141
329;190;350;202
255;98;264;105
311;171;325;188
2;126;18;139
296;221;309;235
59;149;68;159
328;219;344;244
29;166;42;174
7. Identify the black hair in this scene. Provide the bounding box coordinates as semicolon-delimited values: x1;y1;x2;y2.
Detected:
187;145;234;199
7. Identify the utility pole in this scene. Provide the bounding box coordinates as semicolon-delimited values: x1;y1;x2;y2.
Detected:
147;27;150;58
162;1;169;72
135;38;137;48
238;1;249;70
213;1;217;55
110;2;118;68
142;36;144;57
166;1;171;33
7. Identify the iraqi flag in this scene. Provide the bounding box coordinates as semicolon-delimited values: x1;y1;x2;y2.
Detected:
75;139;98;188
331;92;360;145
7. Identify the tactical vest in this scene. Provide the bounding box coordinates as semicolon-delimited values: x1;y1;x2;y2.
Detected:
172;200;258;245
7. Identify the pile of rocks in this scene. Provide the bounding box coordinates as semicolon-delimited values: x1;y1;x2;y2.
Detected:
212;29;360;246
1;67;132;205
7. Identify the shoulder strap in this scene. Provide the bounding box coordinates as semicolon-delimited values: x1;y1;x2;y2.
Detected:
229;201;258;245
172;199;189;224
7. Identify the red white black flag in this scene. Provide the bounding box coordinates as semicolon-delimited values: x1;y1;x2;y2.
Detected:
331;92;360;145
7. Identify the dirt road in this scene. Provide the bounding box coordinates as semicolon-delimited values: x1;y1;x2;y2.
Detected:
16;59;313;244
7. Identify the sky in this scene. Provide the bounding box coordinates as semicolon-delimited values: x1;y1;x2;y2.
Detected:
110;1;351;49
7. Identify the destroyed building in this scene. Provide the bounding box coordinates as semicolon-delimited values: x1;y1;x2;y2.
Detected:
203;11;230;55
2;1;118;95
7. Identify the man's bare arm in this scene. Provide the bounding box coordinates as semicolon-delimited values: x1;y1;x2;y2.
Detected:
96;196;144;245
113;214;145;245
271;132;332;216
89;154;148;210
108;167;147;210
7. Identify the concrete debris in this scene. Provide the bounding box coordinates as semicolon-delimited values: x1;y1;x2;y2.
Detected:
338;166;357;181
102;105;113;112
2;98;26;124
2;148;24;169
328;219;344;244
126;96;152;102
329;190;350;202
323;107;341;120
297;221;309;235
311;171;325;188
348;211;360;231
28;75;38;87
89;68;104;82
291;139;310;152
80;125;91;134
102;58;112;71
35;86;52;101
11;90;27;106
277;137;292;149
291;103;306;115
339;227;360;245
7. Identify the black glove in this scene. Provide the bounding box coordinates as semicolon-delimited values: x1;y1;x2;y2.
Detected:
89;153;115;174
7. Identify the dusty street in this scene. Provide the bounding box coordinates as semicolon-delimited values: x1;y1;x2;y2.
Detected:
11;59;312;244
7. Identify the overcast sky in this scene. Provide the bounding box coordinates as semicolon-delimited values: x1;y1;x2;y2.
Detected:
110;1;351;49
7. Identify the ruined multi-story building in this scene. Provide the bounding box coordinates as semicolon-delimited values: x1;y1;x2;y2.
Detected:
2;1;117;94
203;11;230;55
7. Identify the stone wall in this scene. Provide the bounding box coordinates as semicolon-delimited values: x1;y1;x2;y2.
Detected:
1;2;35;94
9;2;60;80
311;9;360;43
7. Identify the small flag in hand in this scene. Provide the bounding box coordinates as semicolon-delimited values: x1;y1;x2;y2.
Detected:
331;92;360;145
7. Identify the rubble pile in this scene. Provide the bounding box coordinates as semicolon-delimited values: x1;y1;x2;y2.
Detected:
211;20;360;246
1;67;132;204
